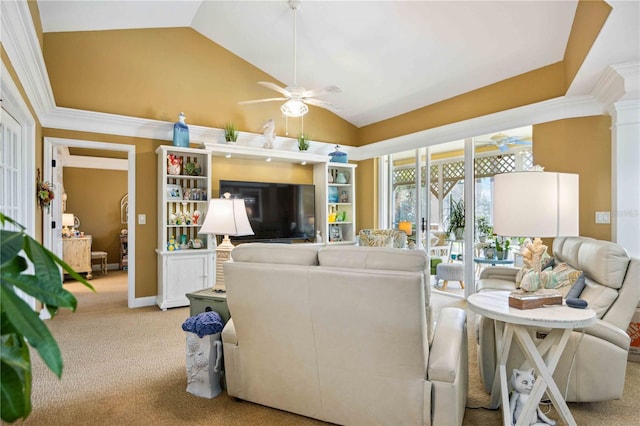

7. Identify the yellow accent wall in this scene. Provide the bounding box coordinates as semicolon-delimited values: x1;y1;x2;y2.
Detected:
43;28;358;146
563;1;612;90
358;62;566;146
63;168;127;266
355;159;377;231
211;159;314;198
533;116;612;241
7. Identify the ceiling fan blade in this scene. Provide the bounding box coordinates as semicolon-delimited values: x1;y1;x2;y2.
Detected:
239;97;288;105
302;85;341;98
257;81;291;97
304;98;338;112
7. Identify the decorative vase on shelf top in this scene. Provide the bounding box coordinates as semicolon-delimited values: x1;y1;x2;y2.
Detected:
328;145;348;163
172;112;190;147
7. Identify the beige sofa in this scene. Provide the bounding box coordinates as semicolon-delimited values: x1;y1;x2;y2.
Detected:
476;236;640;402
222;243;468;426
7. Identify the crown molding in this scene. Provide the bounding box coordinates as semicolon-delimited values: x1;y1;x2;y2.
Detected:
1;0;56;118
351;95;603;161
592;61;640;114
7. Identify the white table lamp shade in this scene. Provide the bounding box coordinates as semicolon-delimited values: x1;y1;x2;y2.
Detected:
493;171;579;238
62;213;75;228
199;198;254;237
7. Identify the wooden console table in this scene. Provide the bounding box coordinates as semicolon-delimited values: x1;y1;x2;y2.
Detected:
63;236;93;279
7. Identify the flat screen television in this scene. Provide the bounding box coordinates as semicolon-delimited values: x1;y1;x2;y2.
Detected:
219;180;316;243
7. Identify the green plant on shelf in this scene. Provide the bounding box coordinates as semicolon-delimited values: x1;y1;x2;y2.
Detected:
224;123;238;142
183;161;201;176
297;133;311;151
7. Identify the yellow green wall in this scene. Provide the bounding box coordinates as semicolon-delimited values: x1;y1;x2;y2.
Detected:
43;27;358;146
211;159;314;197
63;168;127;265
533;116;612;241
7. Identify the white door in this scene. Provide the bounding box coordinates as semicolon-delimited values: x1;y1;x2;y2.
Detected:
0;108;24;224
1;107;37;309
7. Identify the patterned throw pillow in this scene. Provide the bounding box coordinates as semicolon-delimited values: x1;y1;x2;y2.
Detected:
359;231;394;247
520;269;559;292
551;262;583;289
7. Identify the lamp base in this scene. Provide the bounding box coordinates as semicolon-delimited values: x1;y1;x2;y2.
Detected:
213;235;234;292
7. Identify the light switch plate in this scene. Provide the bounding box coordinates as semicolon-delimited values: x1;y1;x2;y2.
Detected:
138;214;146;225
595;211;610;224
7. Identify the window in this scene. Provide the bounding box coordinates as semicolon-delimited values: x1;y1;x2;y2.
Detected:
390;150;533;235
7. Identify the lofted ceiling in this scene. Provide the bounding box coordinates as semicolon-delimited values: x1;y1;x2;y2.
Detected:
37;0;638;139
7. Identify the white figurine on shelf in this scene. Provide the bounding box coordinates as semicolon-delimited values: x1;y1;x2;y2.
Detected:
262;119;276;149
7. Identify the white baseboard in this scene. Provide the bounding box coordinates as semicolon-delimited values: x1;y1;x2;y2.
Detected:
91;263;125;272
130;296;157;309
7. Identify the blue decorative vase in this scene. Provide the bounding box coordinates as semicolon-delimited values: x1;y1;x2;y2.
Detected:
328;187;339;203
173;112;190;147
328;145;348;163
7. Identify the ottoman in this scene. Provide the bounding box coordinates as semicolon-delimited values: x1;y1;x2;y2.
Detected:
435;262;465;290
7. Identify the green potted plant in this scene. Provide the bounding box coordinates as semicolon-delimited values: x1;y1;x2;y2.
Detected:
183;160;201;176
297;133;311;151
223;123;238;143
476;216;493;242
1;213;93;422
495;236;511;260
446;199;465;240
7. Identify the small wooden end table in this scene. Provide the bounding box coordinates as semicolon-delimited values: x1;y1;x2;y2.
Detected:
467;291;595;426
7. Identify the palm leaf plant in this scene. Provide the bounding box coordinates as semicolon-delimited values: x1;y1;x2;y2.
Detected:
446;199;465;239
1;213;94;422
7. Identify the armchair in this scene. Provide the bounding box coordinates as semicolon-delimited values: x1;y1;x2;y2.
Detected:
476;236;640;402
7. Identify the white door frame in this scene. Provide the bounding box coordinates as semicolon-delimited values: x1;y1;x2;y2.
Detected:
43;137;136;308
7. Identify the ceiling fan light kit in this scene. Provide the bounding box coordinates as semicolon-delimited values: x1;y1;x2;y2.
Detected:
280;98;308;117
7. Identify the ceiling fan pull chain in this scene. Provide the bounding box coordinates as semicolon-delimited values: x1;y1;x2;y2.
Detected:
285;115;289;136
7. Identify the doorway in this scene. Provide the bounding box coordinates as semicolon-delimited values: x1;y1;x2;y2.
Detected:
43;137;136;308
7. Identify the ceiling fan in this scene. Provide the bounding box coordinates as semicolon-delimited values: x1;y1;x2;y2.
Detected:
489;133;532;152
239;0;340;117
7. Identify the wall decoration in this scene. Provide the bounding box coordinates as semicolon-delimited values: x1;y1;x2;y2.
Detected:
36;168;55;213
120;193;129;224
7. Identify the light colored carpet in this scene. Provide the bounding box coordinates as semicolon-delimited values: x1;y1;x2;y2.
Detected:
18;271;640;425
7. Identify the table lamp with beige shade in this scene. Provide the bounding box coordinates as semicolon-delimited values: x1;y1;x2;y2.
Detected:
493;168;579;306
62;213;75;237
198;193;254;292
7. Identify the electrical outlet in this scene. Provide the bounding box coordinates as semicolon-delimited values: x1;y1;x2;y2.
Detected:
595;211;610;224
138;214;146;225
